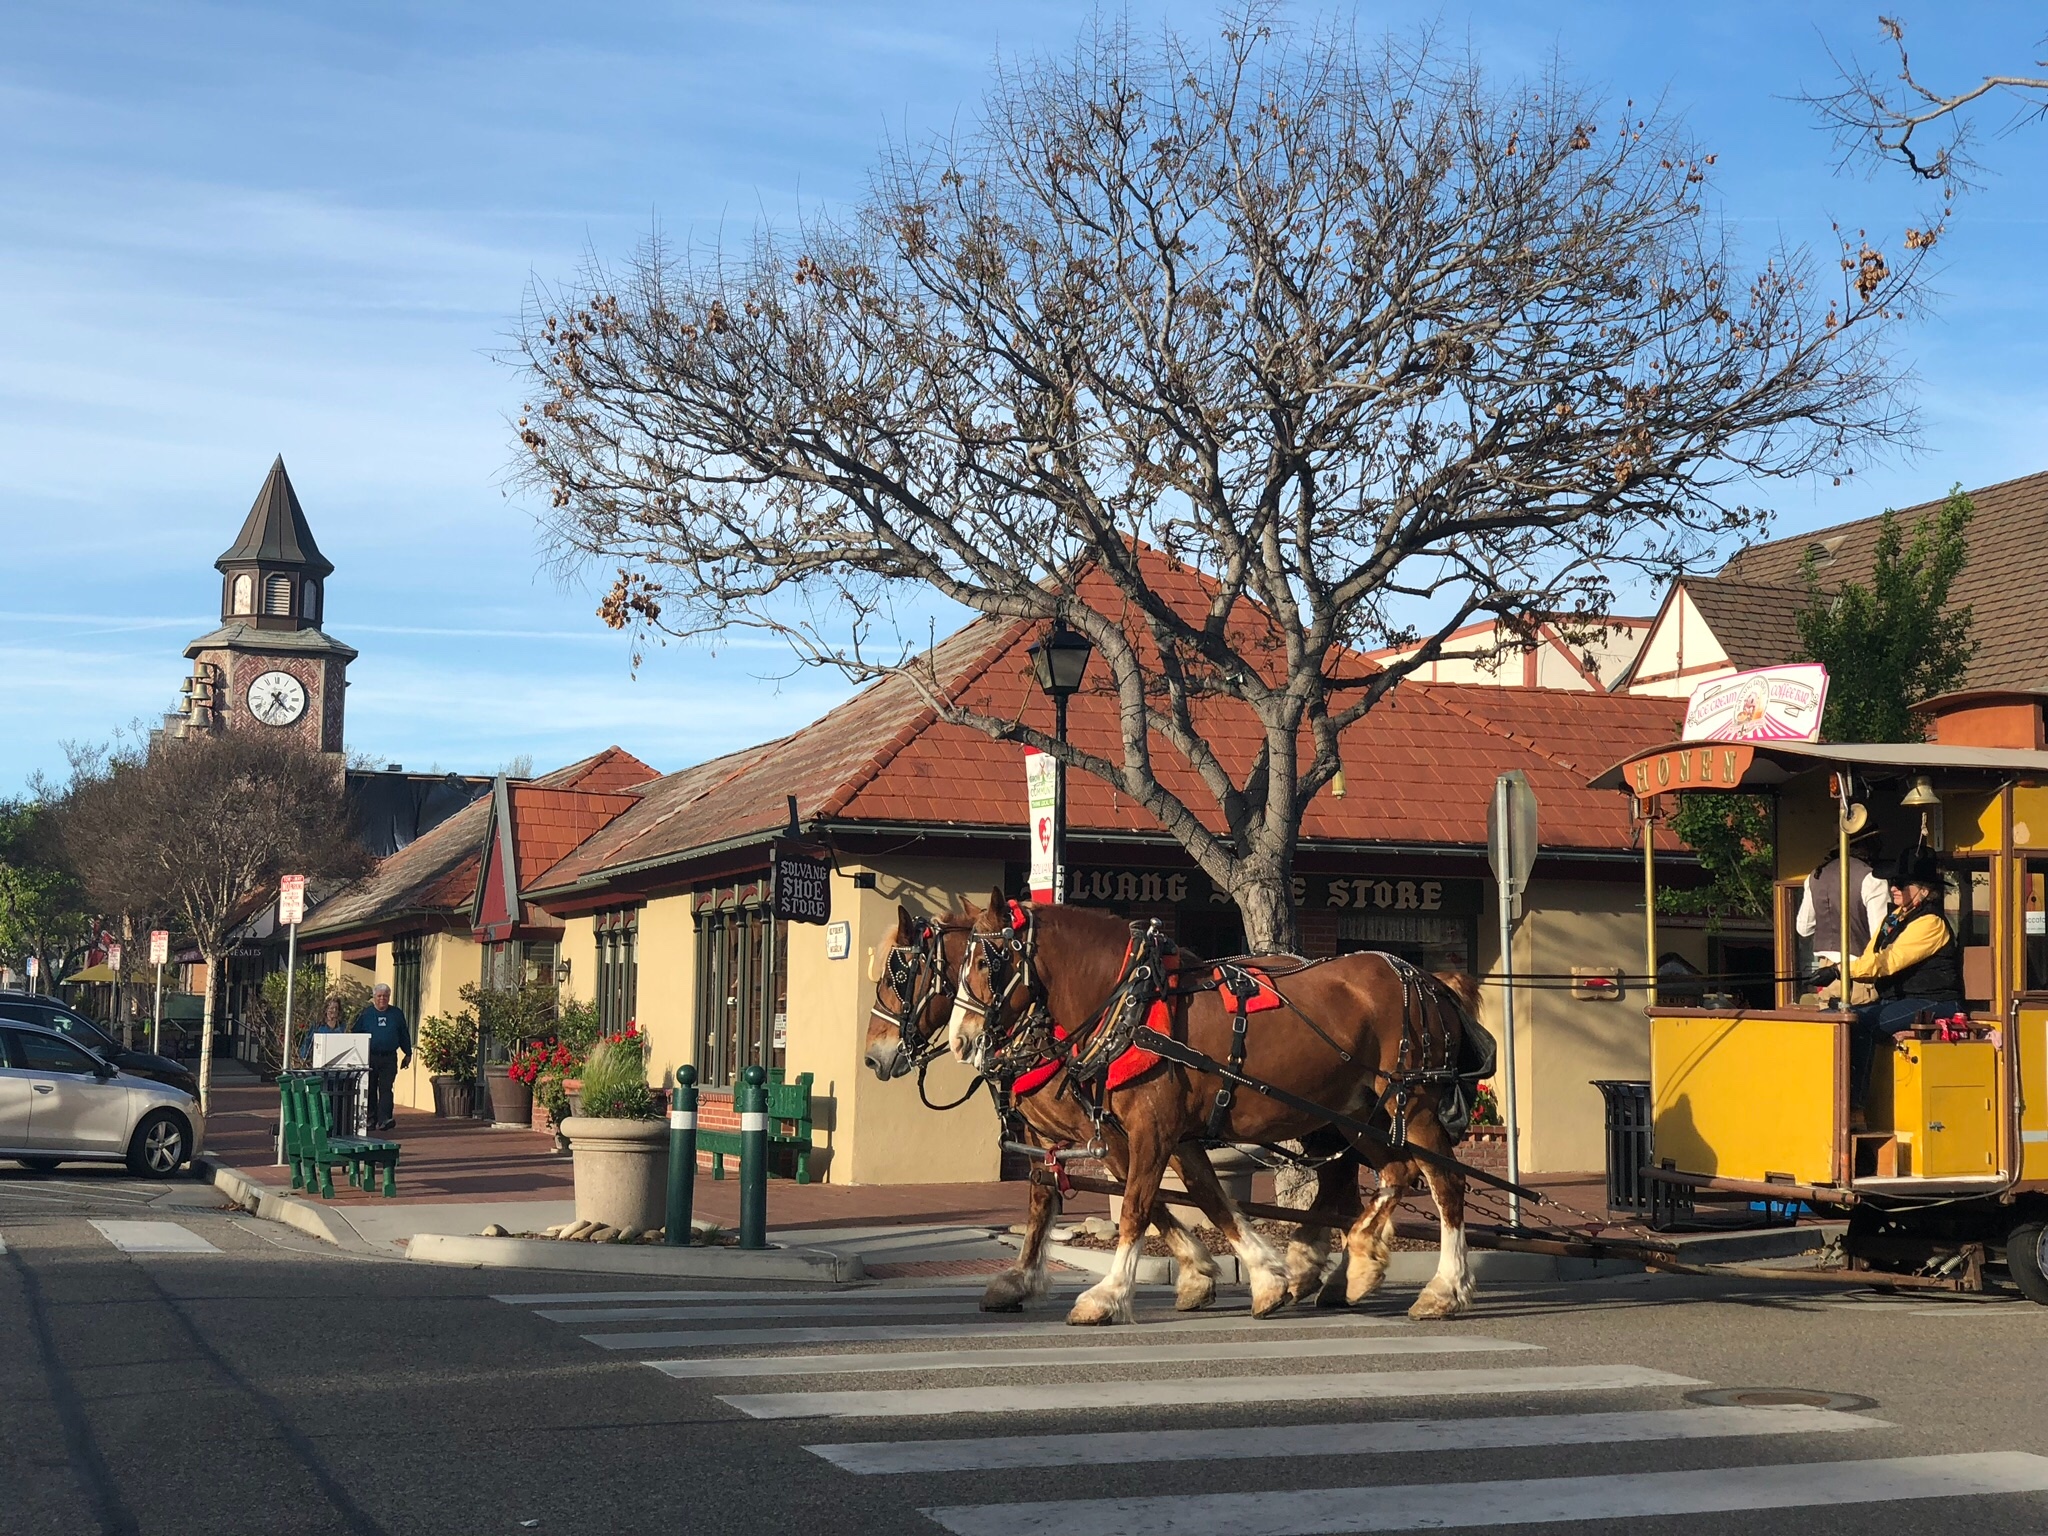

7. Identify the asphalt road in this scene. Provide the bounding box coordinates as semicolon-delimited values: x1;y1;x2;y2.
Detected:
5;1166;2048;1536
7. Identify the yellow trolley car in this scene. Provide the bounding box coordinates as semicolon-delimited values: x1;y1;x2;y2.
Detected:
1596;691;2048;1304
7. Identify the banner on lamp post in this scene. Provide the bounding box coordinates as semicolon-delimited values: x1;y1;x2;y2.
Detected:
278;874;307;927
148;930;169;967
1024;748;1059;902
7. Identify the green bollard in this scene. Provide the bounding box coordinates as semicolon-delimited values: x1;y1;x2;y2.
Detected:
665;1065;698;1247
738;1063;768;1249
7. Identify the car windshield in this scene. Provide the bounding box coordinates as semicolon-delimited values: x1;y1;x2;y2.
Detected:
49;1011;113;1050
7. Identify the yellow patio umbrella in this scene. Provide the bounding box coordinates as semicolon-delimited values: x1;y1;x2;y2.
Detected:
63;963;118;983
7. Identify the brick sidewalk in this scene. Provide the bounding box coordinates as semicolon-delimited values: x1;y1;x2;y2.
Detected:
200;1081;1634;1234
199;1080;1111;1229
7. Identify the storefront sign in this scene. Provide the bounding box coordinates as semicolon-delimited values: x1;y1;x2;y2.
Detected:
1024;748;1058;901
825;920;851;960
1065;865;1482;915
771;844;832;925
1625;742;1756;798
1682;664;1828;743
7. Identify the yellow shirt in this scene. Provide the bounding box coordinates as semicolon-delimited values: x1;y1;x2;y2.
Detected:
1848;912;1951;981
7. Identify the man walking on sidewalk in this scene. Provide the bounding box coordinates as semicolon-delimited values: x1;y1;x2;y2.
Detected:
354;984;412;1132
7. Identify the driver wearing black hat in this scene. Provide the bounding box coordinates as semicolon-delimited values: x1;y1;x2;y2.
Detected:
1814;847;1962;1127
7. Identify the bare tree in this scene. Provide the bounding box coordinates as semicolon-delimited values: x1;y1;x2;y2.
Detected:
59;734;367;1115
1809;15;2048;190
513;12;1922;950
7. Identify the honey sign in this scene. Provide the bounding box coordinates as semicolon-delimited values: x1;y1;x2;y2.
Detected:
1627;743;1755;797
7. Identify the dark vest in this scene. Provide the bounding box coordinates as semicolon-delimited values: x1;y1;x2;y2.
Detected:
1809;855;1875;956
1874;903;1963;1002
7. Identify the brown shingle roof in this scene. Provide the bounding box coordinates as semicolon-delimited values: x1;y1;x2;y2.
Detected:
1715;468;2048;692
1676;578;1812;671
302;747;658;942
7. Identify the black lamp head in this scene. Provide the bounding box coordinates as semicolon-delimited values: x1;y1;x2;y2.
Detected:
1028;620;1094;699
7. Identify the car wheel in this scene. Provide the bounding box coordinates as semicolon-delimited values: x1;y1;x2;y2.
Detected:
127;1111;189;1178
15;1156;60;1173
2009;1222;2048;1307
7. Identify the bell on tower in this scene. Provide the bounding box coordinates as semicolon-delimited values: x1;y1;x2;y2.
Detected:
177;456;357;755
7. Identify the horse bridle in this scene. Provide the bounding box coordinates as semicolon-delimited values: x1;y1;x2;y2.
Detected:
955;907;1059;1077
870;920;952;1073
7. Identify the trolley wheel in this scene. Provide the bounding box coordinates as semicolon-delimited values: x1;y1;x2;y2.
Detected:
2009;1222;2048;1307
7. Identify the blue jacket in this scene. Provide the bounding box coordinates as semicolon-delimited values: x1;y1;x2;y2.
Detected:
353;1004;412;1060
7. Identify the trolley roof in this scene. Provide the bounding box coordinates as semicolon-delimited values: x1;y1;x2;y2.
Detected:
1590;738;2048;794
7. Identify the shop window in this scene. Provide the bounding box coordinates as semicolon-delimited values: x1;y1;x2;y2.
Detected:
694;892;786;1087
1334;911;1476;976
392;934;422;1030
595;907;640;1036
522;941;559;989
2023;860;2048;995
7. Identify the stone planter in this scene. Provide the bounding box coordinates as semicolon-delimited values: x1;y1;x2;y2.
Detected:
563;1116;670;1232
1110;1144;1259;1227
483;1065;533;1128
430;1075;479;1119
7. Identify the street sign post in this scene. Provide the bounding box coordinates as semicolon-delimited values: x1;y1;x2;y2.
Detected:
277;875;306;1165
107;943;126;1045
1487;771;1538;1227
149;929;169;1054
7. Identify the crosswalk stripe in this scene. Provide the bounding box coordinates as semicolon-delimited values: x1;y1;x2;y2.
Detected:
721;1362;1701;1421
808;1403;1885;1475
88;1220;219;1254
496;1286;1004;1306
537;1297;1019;1323
587;1313;1398;1352
651;1333;1537;1381
919;1451;2048;1536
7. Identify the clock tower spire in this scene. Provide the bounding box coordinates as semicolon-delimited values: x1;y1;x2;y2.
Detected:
177;458;356;752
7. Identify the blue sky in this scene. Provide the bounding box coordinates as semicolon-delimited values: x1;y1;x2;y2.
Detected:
3;2;2043;791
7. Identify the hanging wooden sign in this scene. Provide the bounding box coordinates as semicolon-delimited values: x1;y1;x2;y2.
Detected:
1623;742;1755;798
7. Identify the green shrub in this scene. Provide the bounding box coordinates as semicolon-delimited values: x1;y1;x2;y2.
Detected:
576;1037;655;1120
418;1013;477;1077
553;997;603;1057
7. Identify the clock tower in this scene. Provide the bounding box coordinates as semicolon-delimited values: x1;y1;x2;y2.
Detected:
178;457;356;753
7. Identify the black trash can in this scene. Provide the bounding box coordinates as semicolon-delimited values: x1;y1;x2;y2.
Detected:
313;1067;368;1139
1591;1079;1652;1214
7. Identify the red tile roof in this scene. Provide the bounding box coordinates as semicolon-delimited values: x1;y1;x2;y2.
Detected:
527;560;1684;898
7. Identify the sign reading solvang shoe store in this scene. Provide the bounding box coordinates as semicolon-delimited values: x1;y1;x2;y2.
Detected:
1063;864;1481;915
771;843;833;925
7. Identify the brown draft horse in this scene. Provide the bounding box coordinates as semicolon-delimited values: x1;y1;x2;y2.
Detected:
863;905;1242;1315
948;894;1480;1326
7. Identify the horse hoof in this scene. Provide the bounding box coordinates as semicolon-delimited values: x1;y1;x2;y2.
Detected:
980;1270;1044;1312
1249;1278;1294;1319
979;1298;1024;1313
1065;1298;1125;1326
1345;1269;1387;1306
1174;1277;1217;1312
1407;1283;1471;1321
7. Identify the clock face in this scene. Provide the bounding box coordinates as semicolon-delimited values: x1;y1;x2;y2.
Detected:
246;670;307;726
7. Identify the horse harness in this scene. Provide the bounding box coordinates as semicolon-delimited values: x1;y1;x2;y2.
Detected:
871;919;984;1112
961;904;1519;1199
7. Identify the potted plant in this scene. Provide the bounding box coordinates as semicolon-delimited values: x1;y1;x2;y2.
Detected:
562;1032;667;1233
418;1013;478;1118
465;980;556;1128
534;998;603;1149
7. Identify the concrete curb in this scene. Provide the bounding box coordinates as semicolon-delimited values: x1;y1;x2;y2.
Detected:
200;1160;379;1254
406;1231;865;1282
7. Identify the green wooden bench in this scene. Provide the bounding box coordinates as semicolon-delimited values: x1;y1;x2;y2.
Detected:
281;1074;401;1198
699;1068;816;1184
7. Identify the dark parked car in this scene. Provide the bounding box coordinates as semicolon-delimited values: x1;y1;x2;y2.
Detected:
0;994;201;1102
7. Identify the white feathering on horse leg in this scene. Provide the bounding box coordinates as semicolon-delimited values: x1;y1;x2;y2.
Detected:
1344;1187;1400;1304
1409;1171;1476;1321
1159;1222;1220;1312
1208;1190;1291;1318
1066;1241;1141;1326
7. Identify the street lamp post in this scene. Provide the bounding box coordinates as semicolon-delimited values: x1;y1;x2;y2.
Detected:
1027;620;1094;903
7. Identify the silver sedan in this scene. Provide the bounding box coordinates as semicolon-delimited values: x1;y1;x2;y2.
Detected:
0;1021;200;1175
